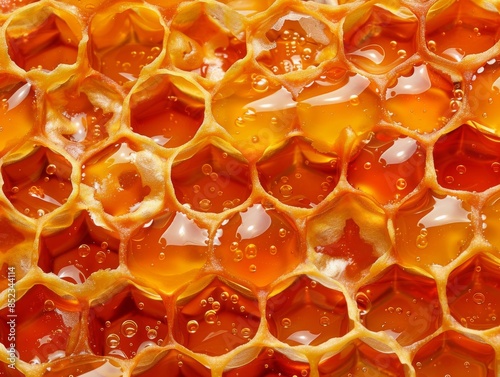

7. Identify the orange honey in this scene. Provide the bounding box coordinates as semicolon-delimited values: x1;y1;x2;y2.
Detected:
0;0;499;376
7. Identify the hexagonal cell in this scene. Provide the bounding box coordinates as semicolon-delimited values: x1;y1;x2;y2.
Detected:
256;136;340;208
128;210;209;294
296;66;381;149
412;331;496;377
318;340;406;377
394;189;473;268
266;275;349;346
343;3;418;74
167;2;246;80
88;283;167;359
213;203;303;288
211;69;296;158
223;348;310;376
434;124;500;192
45;76;118;150
2;144;73;218
41;355;123;377
129;72;205;148
254;11;335;74
38;211;119;284
347;131;426;204
6;8;81;71
314;219;379;283
425;0;500;62
0;284;81;364
308;193;390;282
468;58;500;136
0;75;37;157
173;276;260;356
356;265;442;346
447;253;500;330
385;63;458;133
131;349;210;377
171;143;251;213
482;192;500;251
88;6;164;86
81;139;153;216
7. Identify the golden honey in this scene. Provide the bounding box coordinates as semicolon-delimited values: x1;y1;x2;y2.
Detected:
0;0;499;376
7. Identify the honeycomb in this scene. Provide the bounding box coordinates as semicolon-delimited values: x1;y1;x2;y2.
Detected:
0;0;500;375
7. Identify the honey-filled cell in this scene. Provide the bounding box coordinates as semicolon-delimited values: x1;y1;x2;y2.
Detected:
266;275;349;346
257;136;340;208
296;66;381;149
128;210;209;294
88;6;164;86
167;2;246;80
171;143;251;213
433;124;500;192
347;131;426;204
88;283;167;359
308;193;390;282
81;139;153;216
255;11;336;74
425;0;500;62
213;203;303;288
482;192;500;252
394;189;473;269
211;70;296;159
343;3;418;74
356;265;442;346
385;63;458;133
173;276;260;356
6;8;81;71
412;331;496;377
129;72;205;148
2;144;73;219
0;285;81;364
469;58;500;136
45;76;119;150
447;253;500;330
38;211;119;284
0;75;37;157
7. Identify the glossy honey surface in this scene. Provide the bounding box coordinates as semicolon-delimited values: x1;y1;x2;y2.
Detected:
0;0;499;376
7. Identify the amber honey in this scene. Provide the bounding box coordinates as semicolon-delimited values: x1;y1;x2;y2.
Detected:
0;0;500;376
